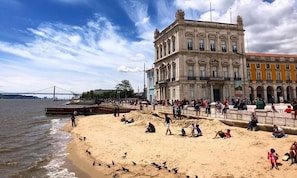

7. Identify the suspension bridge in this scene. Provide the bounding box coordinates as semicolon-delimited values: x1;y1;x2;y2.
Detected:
0;86;80;99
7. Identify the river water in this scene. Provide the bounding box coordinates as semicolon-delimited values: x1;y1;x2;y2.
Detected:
0;99;76;178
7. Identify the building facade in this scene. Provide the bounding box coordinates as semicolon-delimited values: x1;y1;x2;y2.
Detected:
153;9;247;103
246;53;297;103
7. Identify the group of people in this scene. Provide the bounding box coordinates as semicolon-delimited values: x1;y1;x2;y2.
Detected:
120;115;134;124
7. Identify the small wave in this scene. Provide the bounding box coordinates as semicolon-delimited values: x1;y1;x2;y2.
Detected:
0;159;18;166
43;156;76;178
0;148;13;153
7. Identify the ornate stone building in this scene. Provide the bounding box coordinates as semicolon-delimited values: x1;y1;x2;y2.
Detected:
153;9;247;102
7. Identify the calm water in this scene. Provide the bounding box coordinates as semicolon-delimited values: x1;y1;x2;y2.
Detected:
0;99;76;178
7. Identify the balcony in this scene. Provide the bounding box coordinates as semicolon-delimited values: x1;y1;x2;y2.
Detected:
286;80;292;83
209;77;224;81
224;77;231;81
234;77;242;80
266;80;273;83
158;80;166;84
256;80;262;83
187;76;196;80
276;80;282;83
200;77;209;80
171;77;176;81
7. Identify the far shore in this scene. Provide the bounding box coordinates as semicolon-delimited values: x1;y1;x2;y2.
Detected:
62;108;297;178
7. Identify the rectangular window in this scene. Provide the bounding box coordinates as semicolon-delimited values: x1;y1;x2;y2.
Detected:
246;63;250;68
277;72;281;80
276;64;280;69
160;46;162;58
232;41;237;53
168;41;171;54
223;67;228;77
295;64;297;70
188;65;194;77
286;64;290;70
173;88;176;98
200;66;205;77
164;44;166;56
172;38;176;52
256;64;260;69
199;39;204;51
187;39;193;50
234;67;239;78
173;65;176;78
247;71;251;80
156;49;159;59
212;66;217;77
210;40;216;51
189;84;194;98
266;64;270;69
168;66;171;80
266;71;271;80
286;72;291;80
221;40;226;52
256;71;261;80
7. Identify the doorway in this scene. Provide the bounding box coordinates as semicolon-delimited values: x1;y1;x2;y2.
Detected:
213;89;220;102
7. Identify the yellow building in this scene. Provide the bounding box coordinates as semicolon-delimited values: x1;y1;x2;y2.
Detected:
246;53;297;103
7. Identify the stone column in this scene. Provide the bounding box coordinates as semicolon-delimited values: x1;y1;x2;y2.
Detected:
263;85;267;102
210;84;214;102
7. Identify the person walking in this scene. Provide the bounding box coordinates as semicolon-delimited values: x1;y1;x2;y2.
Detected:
164;114;172;135
71;111;77;127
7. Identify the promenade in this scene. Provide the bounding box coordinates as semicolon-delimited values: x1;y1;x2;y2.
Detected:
120;102;297;130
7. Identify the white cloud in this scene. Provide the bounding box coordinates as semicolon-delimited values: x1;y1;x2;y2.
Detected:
0;0;297;97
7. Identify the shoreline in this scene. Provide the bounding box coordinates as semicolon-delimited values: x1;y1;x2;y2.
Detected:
62;110;297;178
62;120;107;178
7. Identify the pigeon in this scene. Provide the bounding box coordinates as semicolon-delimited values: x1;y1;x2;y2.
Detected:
92;161;95;166
112;160;115;166
132;161;136;166
106;164;111;168
172;168;178;174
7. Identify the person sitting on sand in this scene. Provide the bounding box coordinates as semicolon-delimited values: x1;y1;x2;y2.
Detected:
125;118;134;124
193;124;202;137
121;115;126;122
267;148;279;170
284;105;292;114
213;129;231;139
247;112;258;131
145;122;155;133
272;125;286;138
180;128;186;136
289;141;297;165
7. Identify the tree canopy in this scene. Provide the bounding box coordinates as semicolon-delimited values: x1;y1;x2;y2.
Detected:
115;80;133;91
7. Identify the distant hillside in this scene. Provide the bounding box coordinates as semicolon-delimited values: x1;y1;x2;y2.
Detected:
0;94;39;99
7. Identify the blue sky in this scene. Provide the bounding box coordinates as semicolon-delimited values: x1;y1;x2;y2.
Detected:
0;0;296;97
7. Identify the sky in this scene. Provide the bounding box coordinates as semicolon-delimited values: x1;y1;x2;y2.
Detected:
0;0;297;97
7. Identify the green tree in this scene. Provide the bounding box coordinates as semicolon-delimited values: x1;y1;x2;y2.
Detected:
115;80;134;98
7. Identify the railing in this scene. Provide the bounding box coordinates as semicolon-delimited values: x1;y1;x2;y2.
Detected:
121;103;296;128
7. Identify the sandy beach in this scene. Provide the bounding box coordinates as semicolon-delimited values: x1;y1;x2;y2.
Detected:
63;109;297;178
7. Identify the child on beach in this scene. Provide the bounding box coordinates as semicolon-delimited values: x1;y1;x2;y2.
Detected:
267;148;279;170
